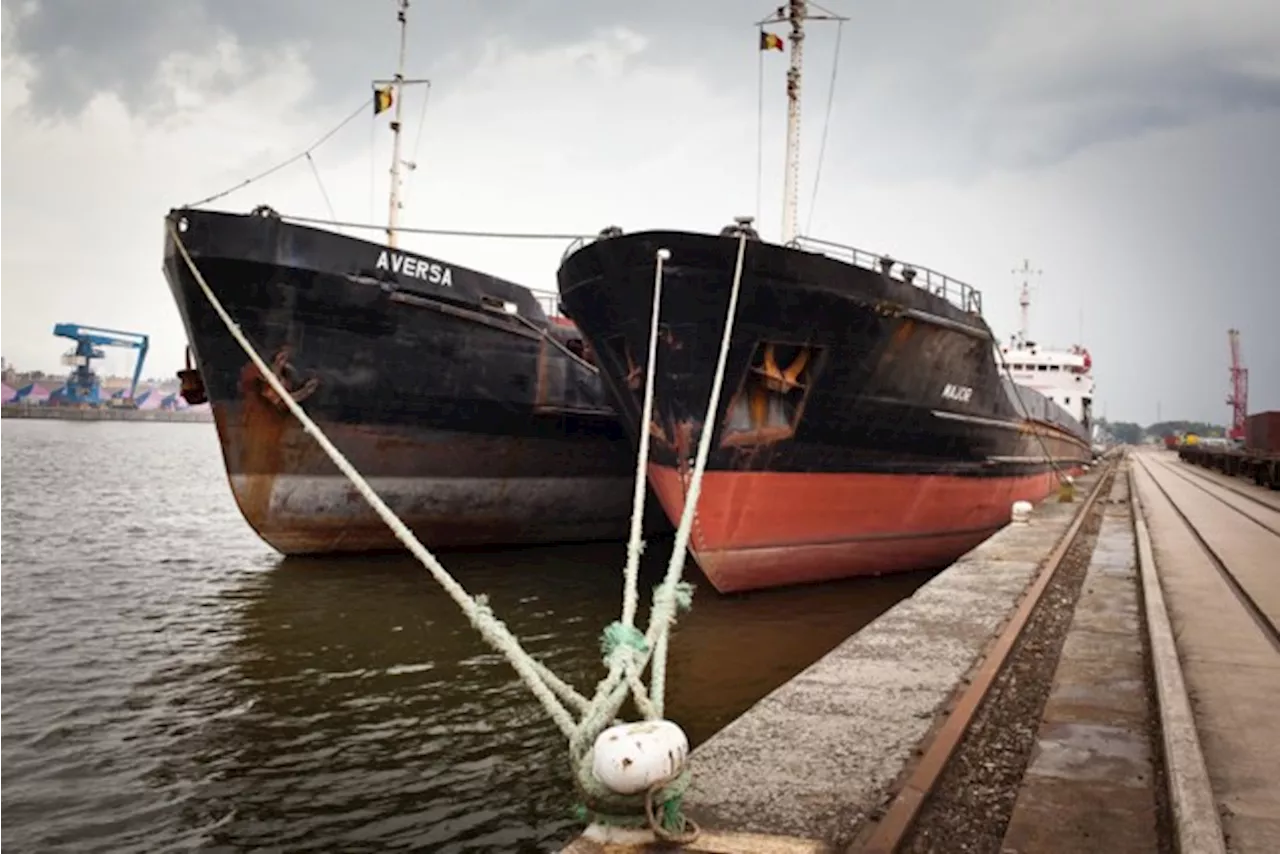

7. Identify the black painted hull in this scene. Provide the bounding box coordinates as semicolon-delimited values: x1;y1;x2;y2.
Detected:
557;229;1093;591
162;207;668;554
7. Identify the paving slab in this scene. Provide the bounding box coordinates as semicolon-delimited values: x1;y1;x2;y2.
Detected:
1000;474;1161;854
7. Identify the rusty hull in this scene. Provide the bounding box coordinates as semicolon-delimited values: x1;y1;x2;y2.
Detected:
163;207;669;555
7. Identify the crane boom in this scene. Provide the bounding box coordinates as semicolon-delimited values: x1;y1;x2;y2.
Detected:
52;323;150;404
1226;328;1248;441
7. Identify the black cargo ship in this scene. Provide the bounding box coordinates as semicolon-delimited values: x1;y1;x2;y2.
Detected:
164;205;665;553
557;222;1092;592
553;1;1091;593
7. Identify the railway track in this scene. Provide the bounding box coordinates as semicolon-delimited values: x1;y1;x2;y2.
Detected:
1135;453;1280;652
853;455;1122;854
849;446;1280;854
1158;452;1280;515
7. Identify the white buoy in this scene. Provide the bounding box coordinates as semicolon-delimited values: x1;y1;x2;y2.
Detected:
1011;500;1033;524
591;720;689;795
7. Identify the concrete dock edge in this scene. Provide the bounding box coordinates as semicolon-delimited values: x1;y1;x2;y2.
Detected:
1129;464;1227;854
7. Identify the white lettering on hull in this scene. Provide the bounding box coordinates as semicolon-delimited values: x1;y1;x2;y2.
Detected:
376;250;454;287
941;383;974;403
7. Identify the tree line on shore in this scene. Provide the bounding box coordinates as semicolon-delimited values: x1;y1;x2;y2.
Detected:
1096;418;1226;445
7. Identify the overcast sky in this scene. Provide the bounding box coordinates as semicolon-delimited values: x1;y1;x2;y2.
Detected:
2;0;1277;424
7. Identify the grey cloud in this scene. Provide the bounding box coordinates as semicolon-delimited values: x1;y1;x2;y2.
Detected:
1;1;980;115
5;0;1279;181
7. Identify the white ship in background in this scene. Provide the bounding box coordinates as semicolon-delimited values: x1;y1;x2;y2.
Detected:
997;261;1099;453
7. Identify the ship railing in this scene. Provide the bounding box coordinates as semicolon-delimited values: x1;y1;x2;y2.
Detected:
795;236;984;316
560;235;593;264
530;287;562;319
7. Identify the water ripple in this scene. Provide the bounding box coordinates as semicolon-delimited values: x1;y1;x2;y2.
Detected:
3;419;931;851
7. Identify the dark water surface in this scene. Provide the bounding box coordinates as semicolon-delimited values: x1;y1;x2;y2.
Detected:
2;419;933;852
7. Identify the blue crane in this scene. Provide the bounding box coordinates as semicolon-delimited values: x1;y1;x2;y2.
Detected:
52;323;150;405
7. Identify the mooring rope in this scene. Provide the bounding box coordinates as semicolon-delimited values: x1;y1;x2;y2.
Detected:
648;233;749;717
612;249;668;662
169;220;751;840
167;220;585;737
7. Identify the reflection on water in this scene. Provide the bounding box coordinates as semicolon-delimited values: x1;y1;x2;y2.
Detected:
2;420;934;852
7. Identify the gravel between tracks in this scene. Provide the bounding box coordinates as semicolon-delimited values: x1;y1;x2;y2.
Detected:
898;472;1113;854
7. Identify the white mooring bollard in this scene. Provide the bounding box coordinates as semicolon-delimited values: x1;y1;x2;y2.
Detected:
1011;500;1034;524
591;720;690;795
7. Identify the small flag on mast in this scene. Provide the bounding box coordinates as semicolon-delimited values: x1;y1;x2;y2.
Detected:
759;31;784;51
373;85;394;116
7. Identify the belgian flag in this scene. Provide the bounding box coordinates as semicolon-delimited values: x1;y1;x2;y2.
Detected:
373;85;394;116
759;31;784;51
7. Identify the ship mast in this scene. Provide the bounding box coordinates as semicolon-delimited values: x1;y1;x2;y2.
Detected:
780;0;806;245
1012;258;1042;346
374;0;430;249
386;0;410;248
759;1;845;246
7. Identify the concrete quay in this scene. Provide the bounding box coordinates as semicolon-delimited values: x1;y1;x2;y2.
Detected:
565;447;1280;853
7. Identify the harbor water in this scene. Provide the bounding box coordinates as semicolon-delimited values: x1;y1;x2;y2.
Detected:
1;420;933;852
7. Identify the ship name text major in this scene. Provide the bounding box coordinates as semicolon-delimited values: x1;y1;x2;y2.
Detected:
941;383;974;403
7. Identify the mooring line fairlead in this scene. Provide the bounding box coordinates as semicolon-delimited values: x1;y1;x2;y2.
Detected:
168;219;750;841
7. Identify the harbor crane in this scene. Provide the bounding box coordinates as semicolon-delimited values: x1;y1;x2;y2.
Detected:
52;323;150;405
1227;328;1248;442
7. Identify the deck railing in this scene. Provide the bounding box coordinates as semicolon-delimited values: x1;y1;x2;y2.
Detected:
794;236;984;316
529;287;560;319
554;230;985;317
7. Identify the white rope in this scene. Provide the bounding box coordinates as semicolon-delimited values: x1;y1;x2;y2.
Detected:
172;219;748;823
571;247;675;756
647;233;749;717
570;233;751;750
167;220;589;737
621;248;670;629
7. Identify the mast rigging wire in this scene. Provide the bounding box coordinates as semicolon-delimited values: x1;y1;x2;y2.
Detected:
755;26;766;226
804;18;844;236
277;211;593;241
400;82;433;212
186;95;373;209
304;152;340;226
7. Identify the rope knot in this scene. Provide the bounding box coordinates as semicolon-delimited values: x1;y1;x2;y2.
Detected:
600;621;648;671
469;593;495;629
653;580;696;620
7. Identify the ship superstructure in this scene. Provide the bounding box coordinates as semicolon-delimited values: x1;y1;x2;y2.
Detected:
998;261;1095;434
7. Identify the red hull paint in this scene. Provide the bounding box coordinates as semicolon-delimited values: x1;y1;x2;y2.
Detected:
647;465;1082;593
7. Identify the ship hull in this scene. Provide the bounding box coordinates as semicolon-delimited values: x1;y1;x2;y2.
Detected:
164;208;665;554
646;466;1067;593
557;228;1092;592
